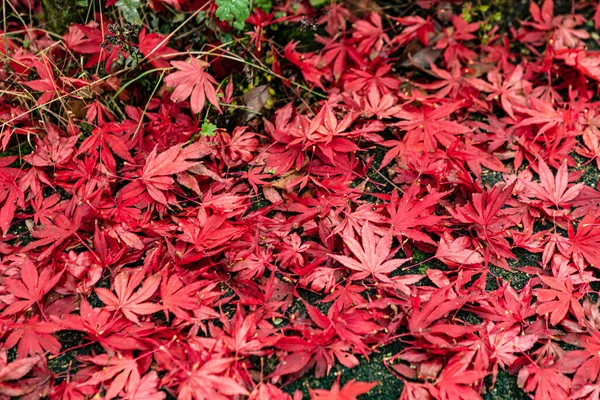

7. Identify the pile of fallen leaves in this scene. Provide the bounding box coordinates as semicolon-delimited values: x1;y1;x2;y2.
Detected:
4;0;600;399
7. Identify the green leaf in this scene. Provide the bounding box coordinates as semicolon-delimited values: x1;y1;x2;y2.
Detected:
254;0;272;12
200;122;218;137
116;0;142;25
215;0;250;30
196;11;207;24
309;0;328;7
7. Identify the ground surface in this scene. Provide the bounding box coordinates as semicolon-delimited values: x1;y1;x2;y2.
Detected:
3;0;600;399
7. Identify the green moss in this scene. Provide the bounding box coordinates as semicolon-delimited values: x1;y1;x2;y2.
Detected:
47;331;105;382
480;168;505;187
40;0;79;34
284;343;404;399
483;370;528;400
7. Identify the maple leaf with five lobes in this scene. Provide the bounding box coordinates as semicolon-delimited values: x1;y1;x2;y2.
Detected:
352;13;389;55
316;36;365;82
486;323;537;375
518;360;571;400
24;124;78;168
415;63;464;100
330;222;409;282
447;182;516;266
76;122;135;172
468;65;528;119
386;185;449;245
356;86;401;119
160;273;204;320
123;142;212;206
524;159;583;212
95;269;162;324
534;275;584;326
391;16;435;46
83;353;140;400
22;212;81;254
308;376;378;400
393;102;470;151
178;357;249;400
514;97;565;137
342;65;400;96
313;104;357;142
1;259;62;316
526;0;589;49
5;316;62;358
164;58;221;114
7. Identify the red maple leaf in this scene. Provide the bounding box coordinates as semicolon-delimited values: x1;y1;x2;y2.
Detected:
418;63;465;100
316;36;364;82
485;323;538;383
76;122;134;173
342;65;400;95
524;0;589;49
283;41;325;90
308;376;378;400
83;353;140;400
353;86;400;119
568;213;600;270
352;13;389;56
0;350;40;397
518;359;572;400
468;65;528;118
62;21;125;72
514;97;566;137
160;273;203;320
394;102;470;151
24;124;78;168
523;159;583;213
435;234;484;267
431;360;488;400
534;275;584;325
22;212;82;258
5;316;61;358
391;16;435;46
448;182;516;267
21;57;60;105
330;222;409;282
177;357;249;400
138;28;176;69
164;58;221;114
1;259;62;316
0;157;24;236
407;286;473;346
122;371;165;400
95;268;162;324
51;299;131;351
218;126;259;167
386;185;449;245
121;142;212;206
